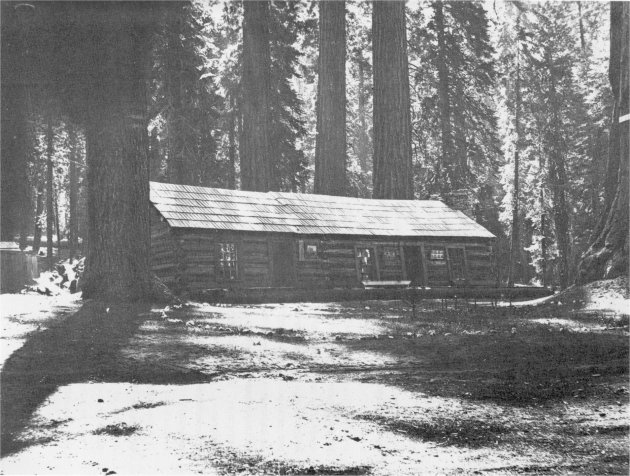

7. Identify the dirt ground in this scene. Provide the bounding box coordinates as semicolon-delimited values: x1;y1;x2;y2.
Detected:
1;284;628;475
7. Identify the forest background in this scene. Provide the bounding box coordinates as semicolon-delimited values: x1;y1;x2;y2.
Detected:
1;0;626;297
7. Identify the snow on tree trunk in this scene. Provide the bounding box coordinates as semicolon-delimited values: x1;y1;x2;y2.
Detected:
315;0;347;196
372;0;413;200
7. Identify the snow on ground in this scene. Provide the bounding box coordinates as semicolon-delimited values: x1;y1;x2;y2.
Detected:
0;293;81;370
193;302;392;337
1;380;542;476
1;285;628;475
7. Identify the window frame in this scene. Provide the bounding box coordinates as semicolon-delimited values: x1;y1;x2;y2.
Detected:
429;248;446;261
298;239;320;262
216;241;239;282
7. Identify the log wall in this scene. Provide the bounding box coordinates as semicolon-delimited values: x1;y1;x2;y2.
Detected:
150;209;497;292
294;240;328;288
150;206;181;289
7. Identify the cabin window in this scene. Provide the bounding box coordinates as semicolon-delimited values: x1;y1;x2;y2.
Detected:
298;240;319;261
217;242;238;280
430;249;445;261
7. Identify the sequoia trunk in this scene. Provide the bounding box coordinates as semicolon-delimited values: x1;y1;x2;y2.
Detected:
240;0;272;192
578;2;629;284
372;0;413;200
315;0;347;196
81;3;153;301
433;1;456;191
68;125;78;261
508;19;522;287
46;115;54;271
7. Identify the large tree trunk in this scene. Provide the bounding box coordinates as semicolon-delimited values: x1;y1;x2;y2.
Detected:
54;192;61;253
508;20;522;288
33;181;44;254
0;3;31;242
372;0;413;200
433;1;456;192
356;56;370;173
240;0;272;192
68;126;78;262
546;52;570;289
540;189;548;287
577;2;629;284
315;0;347;196
46;115;54;271
80;3;153;302
227;94;237;190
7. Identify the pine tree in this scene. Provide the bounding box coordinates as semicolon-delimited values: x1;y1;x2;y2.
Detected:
408;1;500;210
213;1;243;190
152;2;222;187
268;1;310;192
346;1;373;197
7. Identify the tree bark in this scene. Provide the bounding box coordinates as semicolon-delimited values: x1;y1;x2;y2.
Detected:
356;56;370;173
68;125;78;262
33;182;44;254
54;191;61;252
433;1;456;192
227;94;237;190
80;3;153;302
315;0;347;196
46;115;54;271
0;3;31;242
240;0;272;192
546;52;570;289
577;2;629;284
372;0;413;200
508;17;522;287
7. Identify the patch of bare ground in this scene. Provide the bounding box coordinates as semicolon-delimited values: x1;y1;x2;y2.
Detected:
1;279;628;474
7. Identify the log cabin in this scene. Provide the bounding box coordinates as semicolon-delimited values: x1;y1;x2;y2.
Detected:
149;181;498;295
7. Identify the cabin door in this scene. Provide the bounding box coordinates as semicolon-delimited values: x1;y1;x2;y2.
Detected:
446;247;467;284
271;240;295;286
403;246;425;286
356;247;378;281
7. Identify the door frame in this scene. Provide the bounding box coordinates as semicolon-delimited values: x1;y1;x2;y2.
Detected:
268;238;296;286
446;245;469;285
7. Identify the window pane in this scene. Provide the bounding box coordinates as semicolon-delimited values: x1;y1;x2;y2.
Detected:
217;242;238;280
305;244;318;259
430;249;445;260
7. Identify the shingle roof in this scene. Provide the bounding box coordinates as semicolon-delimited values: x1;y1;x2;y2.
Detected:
150;181;495;239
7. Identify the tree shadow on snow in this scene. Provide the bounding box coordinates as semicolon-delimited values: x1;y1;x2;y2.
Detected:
0;301;212;457
341;314;629;405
